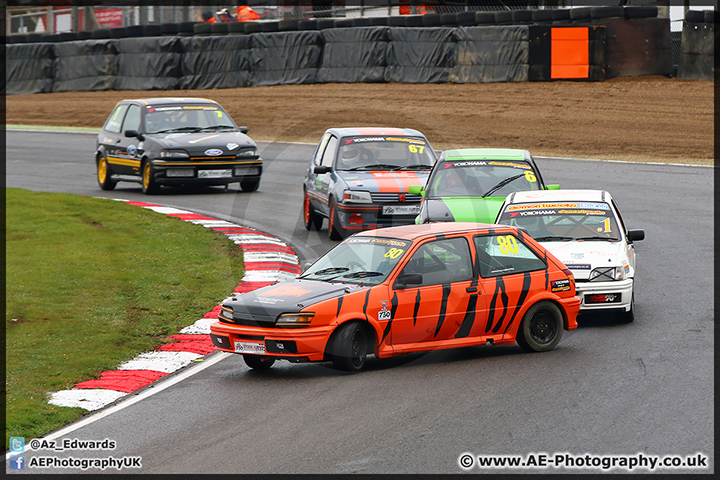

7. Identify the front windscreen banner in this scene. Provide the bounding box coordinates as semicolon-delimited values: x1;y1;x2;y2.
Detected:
498;202;621;241
427;160;538;198
336;136;434;171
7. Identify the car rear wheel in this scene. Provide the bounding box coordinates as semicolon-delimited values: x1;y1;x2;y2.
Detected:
328;198;343;240
240;178;260;192
243;354;275;370
329;321;369;372
141;160;159;195
304;190;323;231
97;156;116;191
516;301;563;352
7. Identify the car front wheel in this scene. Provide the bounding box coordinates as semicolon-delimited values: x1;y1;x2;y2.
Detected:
304;190;323;231
243;354;275;370
618;292;635;323
516;301;563;352
141;160;159;195
329;321;369;372
240;178;260;192
328;198;344;240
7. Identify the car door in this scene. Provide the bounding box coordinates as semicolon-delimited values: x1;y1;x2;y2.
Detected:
306;133;330;214
473;233;550;342
390;236;479;346
115;103;143;176
315;134;338;216
100;103;130;174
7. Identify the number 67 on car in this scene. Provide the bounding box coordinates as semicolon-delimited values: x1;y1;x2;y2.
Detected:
210;222;580;372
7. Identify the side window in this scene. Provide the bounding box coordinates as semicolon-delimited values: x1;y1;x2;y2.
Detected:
103;105;128;134
121;104;141;133
400;237;472;286
320;136;338;168
313;134;331;165
474;234;546;277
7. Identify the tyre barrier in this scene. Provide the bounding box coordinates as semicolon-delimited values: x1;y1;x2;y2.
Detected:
7;7;680;95
678;11;715;80
48;200;301;411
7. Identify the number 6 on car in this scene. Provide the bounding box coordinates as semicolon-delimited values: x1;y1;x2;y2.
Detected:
210;222;580;372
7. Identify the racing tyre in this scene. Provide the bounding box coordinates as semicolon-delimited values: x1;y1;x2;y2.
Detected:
141;160;159;195
240;178;260;192
618;293;635;323
97;156;116;191
516;301;563;352
304;191;323;231
328;199;343;240
329;322;369;372
243;355;275;370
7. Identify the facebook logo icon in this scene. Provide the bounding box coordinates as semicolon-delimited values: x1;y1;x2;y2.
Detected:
9;455;25;470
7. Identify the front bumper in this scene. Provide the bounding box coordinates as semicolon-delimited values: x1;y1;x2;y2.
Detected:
151;159;262;185
575;278;634;312
210;320;334;362
336;203;420;231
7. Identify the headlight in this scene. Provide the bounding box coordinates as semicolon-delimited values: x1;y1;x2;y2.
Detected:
236;149;257;157
342;190;372;203
589;266;625;282
219;305;234;322
276;313;314;326
159;150;189;159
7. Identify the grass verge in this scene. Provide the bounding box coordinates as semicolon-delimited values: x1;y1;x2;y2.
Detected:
5;188;244;448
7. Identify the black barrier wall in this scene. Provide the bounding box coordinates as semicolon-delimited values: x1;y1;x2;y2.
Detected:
180;35;252;90
5;14;691;95
678;14;715;81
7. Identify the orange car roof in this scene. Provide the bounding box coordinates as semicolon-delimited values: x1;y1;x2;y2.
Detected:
354;222;514;241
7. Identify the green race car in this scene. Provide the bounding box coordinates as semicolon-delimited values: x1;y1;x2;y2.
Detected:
409;148;558;224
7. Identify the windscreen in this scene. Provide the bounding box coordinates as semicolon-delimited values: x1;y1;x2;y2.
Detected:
144;104;237;134
335;136;434;171
299;237;411;286
427;160;540;198
497;202;621;242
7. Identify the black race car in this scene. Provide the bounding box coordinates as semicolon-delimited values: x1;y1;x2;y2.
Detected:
95;97;262;194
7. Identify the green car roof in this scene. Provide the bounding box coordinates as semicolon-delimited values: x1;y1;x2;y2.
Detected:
442;148;528;162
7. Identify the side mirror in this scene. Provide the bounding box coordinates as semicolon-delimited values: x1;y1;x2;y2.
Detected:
546;184;560;190
627;229;645;242
394;272;422;289
314;165;331;174
238;126;249;134
408;185;424;196
302;261;313;273
124;130;144;141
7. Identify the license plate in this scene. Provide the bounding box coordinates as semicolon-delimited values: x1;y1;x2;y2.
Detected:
198;169;232;178
382;205;420;215
234;341;266;355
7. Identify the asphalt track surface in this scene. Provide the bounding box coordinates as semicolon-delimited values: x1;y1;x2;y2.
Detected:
5;130;714;474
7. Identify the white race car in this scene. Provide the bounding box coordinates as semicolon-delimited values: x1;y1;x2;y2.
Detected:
496;189;645;322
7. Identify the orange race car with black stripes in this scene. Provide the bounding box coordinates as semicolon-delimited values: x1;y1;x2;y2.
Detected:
210;222;580;372
96;97;262;194
302;127;437;240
